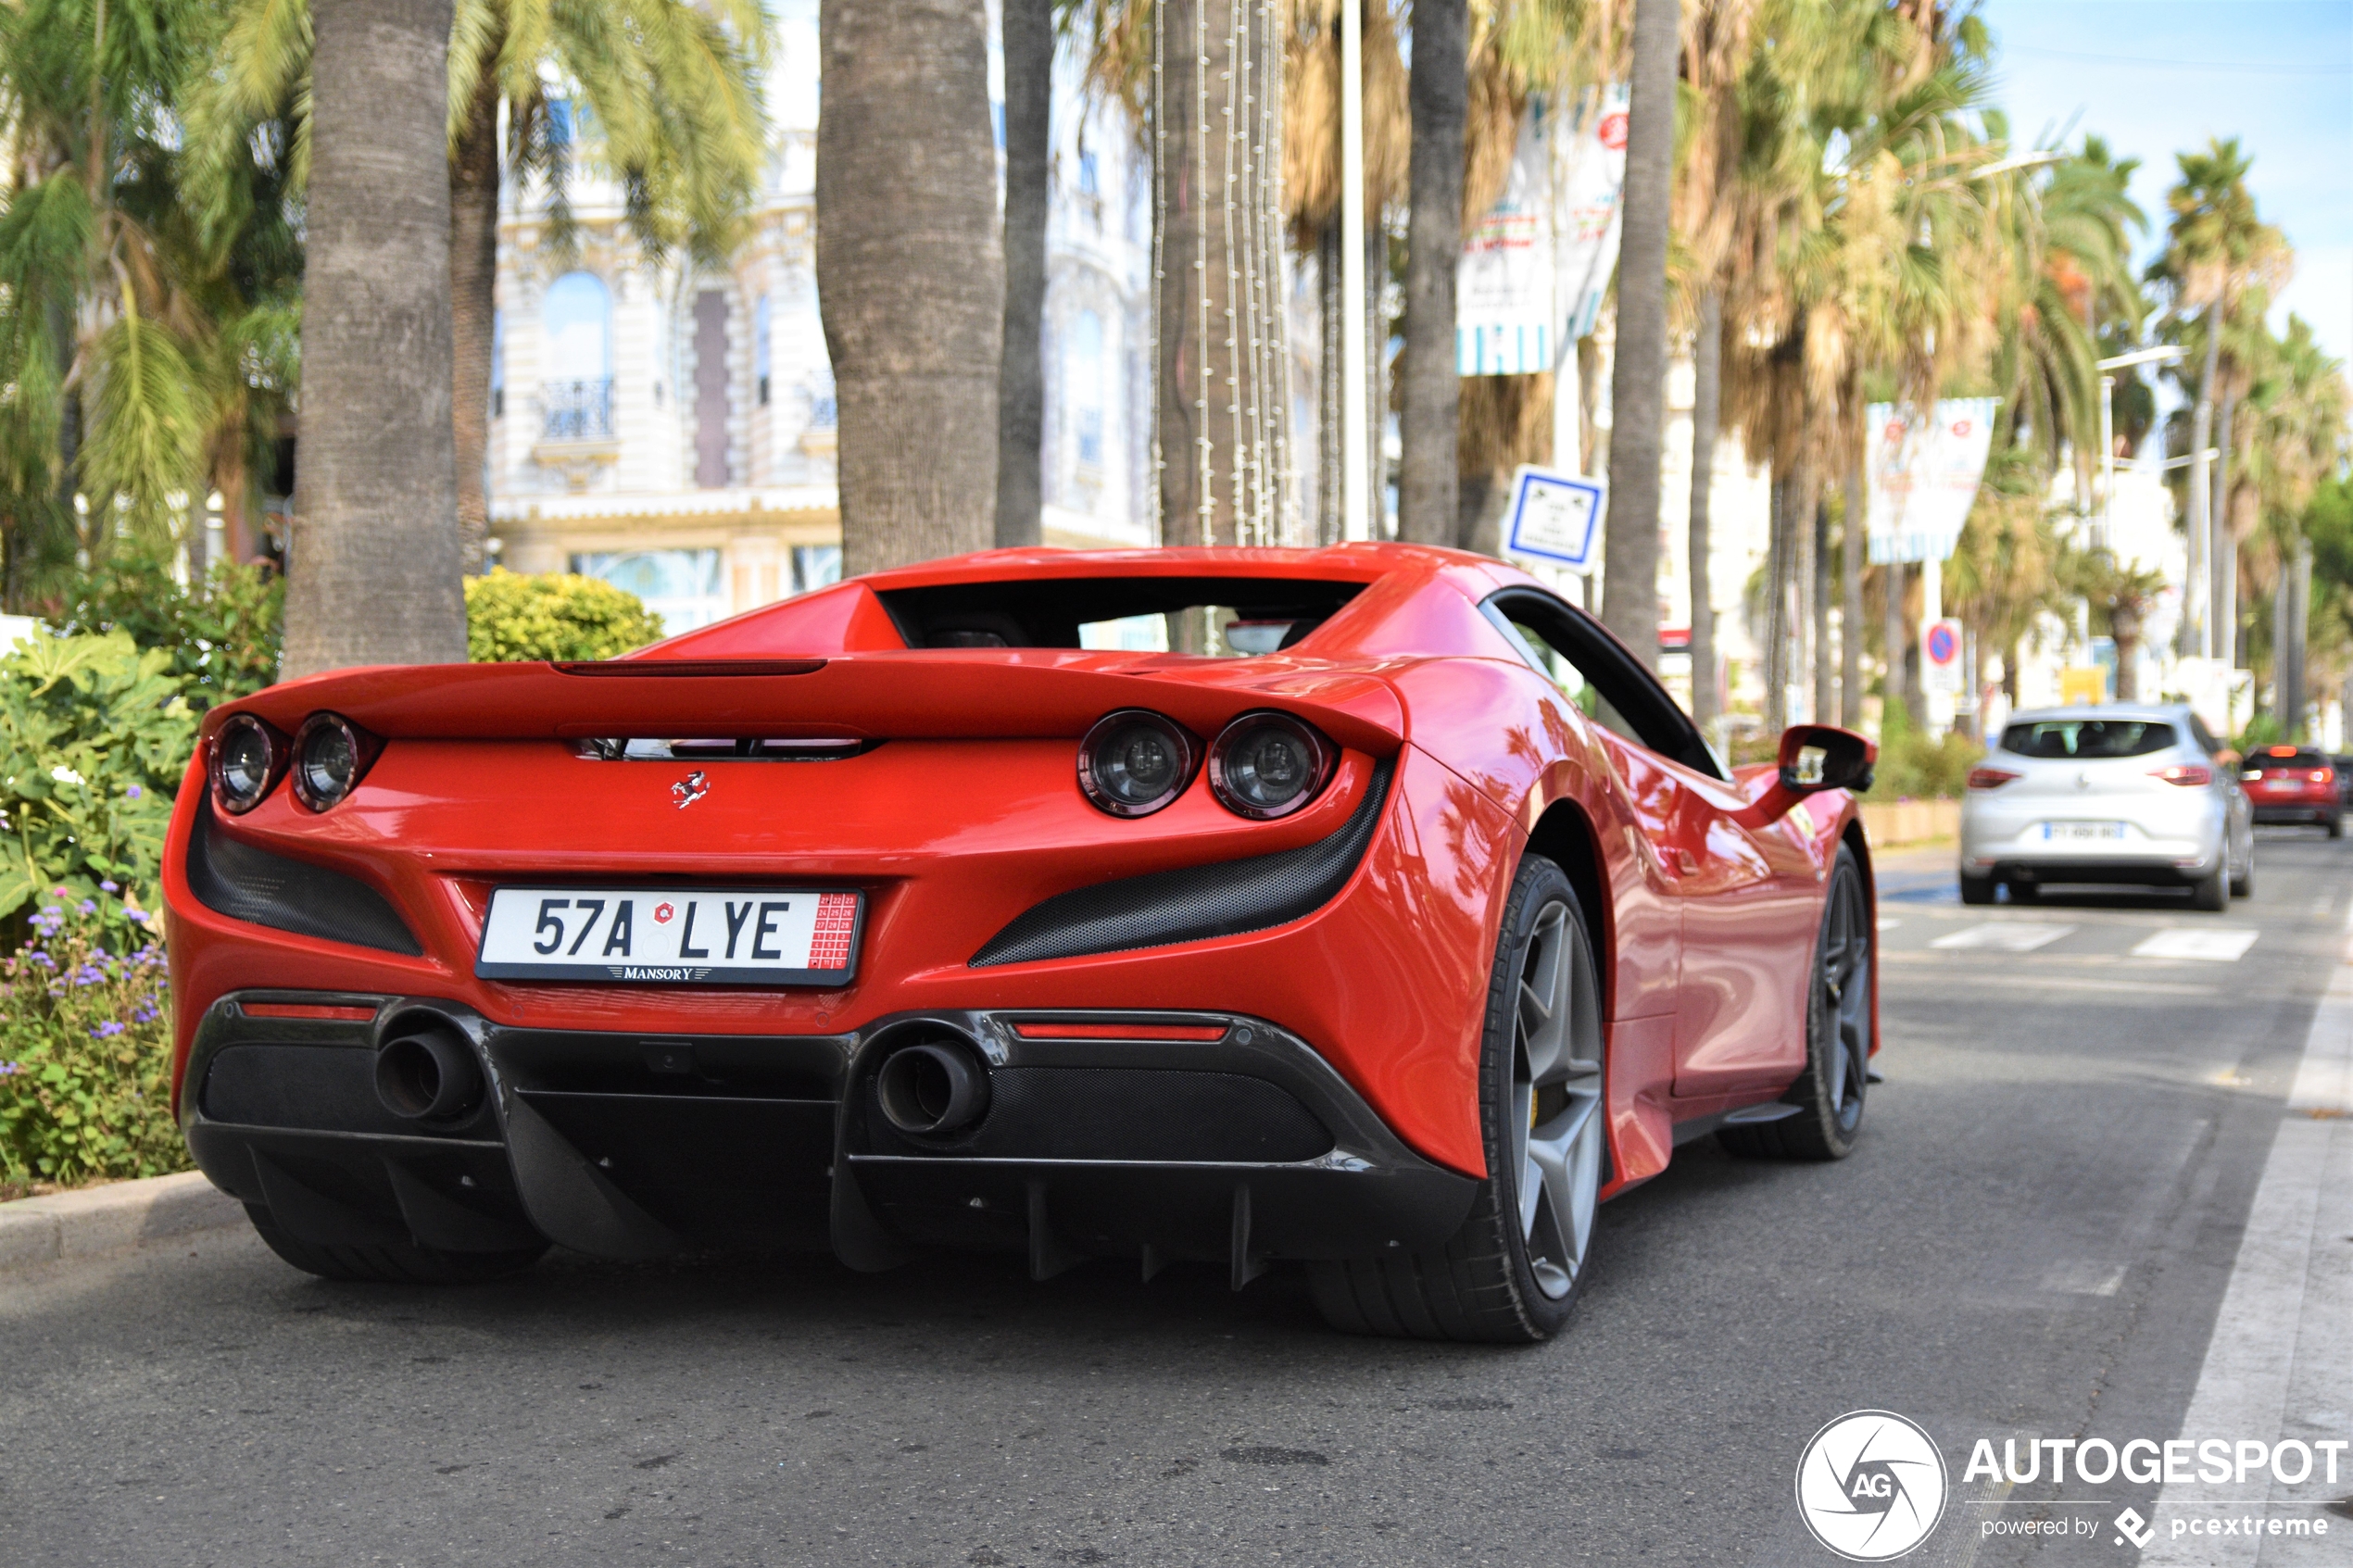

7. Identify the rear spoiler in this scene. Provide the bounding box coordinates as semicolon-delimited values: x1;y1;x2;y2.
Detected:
205;654;1408;754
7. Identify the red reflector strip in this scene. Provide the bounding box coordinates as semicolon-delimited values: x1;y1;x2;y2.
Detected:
241;1002;377;1022
1011;1022;1228;1042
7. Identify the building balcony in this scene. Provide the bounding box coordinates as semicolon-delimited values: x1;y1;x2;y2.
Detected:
533;378;621;492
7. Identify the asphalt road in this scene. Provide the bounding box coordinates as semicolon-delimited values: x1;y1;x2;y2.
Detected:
5;831;2348;1568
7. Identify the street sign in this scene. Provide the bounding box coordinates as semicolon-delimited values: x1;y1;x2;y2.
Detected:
1922;618;1964;696
1504;465;1606;571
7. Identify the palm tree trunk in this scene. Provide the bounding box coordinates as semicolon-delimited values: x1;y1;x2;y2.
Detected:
1841;462;1864;728
1765;468;1791;732
2212;383;2238;663
1598;0;1678;669
2187;314;2220;658
820;0;1003;573
283;0;466;676
1810;492;1831;722
450;56;502;578
1396;0;1464;546
995;0;1052;548
1881;561;1906;727
1154;0;1288;544
1686;288;1721;733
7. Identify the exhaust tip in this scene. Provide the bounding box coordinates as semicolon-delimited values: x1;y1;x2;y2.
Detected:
374;1022;484;1122
875;1038;990;1135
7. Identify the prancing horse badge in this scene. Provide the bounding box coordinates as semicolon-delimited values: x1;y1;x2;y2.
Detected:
672;770;710;809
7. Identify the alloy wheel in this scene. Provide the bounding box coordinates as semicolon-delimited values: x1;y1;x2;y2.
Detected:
1509;898;1607;1298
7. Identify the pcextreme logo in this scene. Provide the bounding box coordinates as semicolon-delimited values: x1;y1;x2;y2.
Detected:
1795;1411;1951;1561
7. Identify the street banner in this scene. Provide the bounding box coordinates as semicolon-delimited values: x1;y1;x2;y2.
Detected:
1503;465;1606;571
1454;87;1628;376
1554;85;1629;345
1866;397;2000;564
1922;619;1966;696
1456;107;1554;375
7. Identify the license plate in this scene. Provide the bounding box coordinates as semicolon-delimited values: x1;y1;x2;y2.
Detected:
2040;822;2126;843
476;887;862;985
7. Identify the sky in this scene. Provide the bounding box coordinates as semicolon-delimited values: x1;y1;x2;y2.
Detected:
1974;0;2353;368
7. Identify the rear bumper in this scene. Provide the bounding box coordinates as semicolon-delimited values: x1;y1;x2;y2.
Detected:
2252;802;2336;824
179;991;1477;1281
1981;858;2215;889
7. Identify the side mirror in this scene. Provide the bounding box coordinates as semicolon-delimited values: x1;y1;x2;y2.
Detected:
1734;724;1876;830
1780;724;1877;795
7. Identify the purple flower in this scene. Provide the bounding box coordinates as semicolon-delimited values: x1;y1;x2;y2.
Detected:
125;784;142;800
0;1061;19;1077
99;879;119;893
77;899;94;916
92;1021;125;1038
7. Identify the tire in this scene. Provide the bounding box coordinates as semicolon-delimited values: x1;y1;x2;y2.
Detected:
1307;856;1606;1343
1959;872;1995;906
1719;845;1872;1161
245;1205;547;1285
2230;857;2253;898
2328;813;2343;840
2190;864;2228;912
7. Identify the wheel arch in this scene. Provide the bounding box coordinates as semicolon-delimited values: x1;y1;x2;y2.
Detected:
1526;797;1613;1019
1839;814;1881;1060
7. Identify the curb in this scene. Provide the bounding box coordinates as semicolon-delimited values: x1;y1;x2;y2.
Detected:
0;1171;245;1272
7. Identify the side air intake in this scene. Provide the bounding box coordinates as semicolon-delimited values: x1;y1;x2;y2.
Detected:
970;758;1394;968
186;799;424;957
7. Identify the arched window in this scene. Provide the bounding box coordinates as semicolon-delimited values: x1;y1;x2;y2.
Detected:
1069;309;1105;469
542;272;611;438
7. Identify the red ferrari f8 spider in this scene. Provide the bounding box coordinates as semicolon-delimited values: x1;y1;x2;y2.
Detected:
166;545;1879;1341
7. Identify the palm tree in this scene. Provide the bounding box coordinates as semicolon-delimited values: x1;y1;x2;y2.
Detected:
997;0;1057;547
0;0;301;610
2150;138;2290;661
189;0;771;573
1395;0;1466;546
818;0;1004;571
283;0;466;673
1597;0;1679;670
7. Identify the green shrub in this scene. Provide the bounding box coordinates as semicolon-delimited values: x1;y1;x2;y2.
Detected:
0;632;195;932
1862;701;1983;801
47;553;283;709
0;892;184;1185
465;570;665;662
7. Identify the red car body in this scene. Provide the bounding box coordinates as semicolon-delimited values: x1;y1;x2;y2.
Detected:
165;544;1875;1288
2240;745;2341;831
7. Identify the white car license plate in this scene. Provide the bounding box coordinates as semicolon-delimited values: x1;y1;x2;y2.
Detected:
2040;822;2126;843
476;887;862;985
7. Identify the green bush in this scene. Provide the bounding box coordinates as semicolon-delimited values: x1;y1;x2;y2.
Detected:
0;632;195;933
465;570;665;662
1862;701;1982;801
0;891;183;1185
47;553;283;709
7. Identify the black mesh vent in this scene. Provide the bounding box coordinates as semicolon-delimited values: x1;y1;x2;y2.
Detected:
971;758;1393;967
868;1067;1334;1163
187;799;424;956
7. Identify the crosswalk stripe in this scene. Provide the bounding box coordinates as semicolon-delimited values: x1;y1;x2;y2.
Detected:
2131;928;2260;962
1928;922;2075;953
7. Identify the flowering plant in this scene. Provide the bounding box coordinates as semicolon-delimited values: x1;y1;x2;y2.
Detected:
0;887;184;1185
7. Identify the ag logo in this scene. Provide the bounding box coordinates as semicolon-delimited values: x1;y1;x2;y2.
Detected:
1794;1411;1948;1561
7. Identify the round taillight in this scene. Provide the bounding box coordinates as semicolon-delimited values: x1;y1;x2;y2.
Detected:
291;712;369;811
1208;712;1333;820
211;714;282;814
1078;710;1198;817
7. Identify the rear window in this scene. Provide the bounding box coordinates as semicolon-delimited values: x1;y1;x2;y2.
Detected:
875;576;1365;657
2245;748;2329;772
2001;720;2177;759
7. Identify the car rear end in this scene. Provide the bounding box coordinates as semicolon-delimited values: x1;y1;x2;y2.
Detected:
1960;708;2232;897
2241;744;2341;833
160;566;1514;1285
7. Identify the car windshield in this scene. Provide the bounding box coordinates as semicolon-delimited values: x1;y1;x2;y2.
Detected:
2001;721;2177;759
875;575;1365;656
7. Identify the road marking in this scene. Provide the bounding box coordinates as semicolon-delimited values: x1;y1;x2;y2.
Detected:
2131;928;2261;962
1929;922;2076;952
2042;1260;2127;1297
2138;920;2353;1564
1879;917;1903;932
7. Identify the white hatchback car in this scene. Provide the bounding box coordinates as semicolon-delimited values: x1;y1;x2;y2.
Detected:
1959;705;2254;910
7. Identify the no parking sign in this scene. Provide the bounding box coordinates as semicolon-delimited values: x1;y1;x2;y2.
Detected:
1922;619;1964;696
